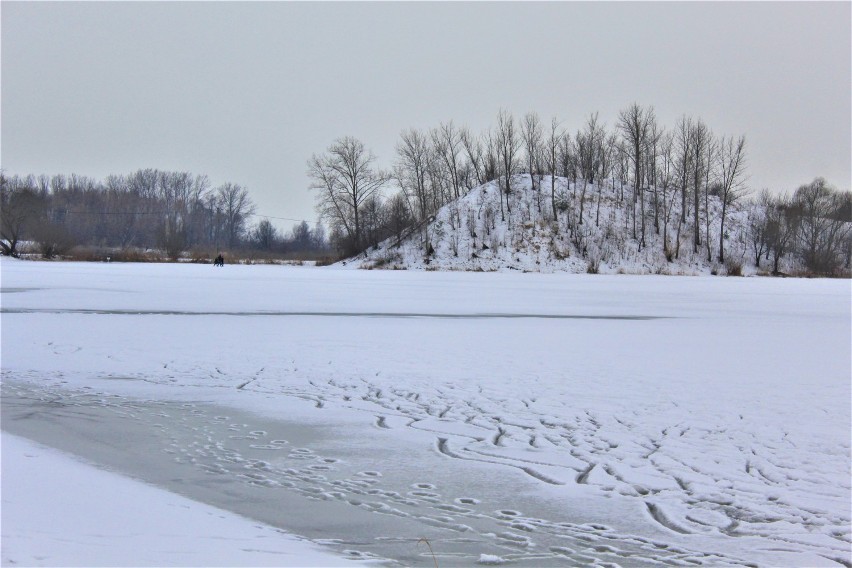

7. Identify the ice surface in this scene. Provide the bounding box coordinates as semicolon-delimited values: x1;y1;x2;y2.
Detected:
1;258;850;566
1;432;360;567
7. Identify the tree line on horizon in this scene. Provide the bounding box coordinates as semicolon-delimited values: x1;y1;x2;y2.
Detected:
0;169;328;260
2;104;848;274
308;105;850;275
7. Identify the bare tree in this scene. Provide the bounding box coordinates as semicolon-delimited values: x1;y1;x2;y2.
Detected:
575;112;605;226
308;136;389;254
359;194;388;249
544;117;562;223
656;131;677;258
618;103;655;248
702;132;719;262
716;135;748;263
495;109;521;221
793;178;851;274
386;192;412;242
431;121;465;201
747;189;773;268
251;218;278;250
689;118;711;254
646;120;663;234
0;174;43;257
215;182;255;249
596;133;618;227
764;193;798;275
521;112;543;193
460;127;485;187
395;129;432;222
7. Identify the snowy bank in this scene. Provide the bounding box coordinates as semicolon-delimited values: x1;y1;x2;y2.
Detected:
1;432;358;567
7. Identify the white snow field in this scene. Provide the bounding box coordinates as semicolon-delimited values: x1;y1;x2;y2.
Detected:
1;258;850;567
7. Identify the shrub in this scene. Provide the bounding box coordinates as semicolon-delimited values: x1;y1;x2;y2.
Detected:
586;258;600;274
725;259;743;276
315;256;339;267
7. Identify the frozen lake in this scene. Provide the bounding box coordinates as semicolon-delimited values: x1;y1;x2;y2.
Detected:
2;260;850;566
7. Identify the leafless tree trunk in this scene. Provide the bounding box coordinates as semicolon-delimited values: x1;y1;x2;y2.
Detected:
395;129;432;221
596;134;617;227
215;182;256;250
703;133;717;262
432;121;464;201
657;132;675;259
308;136;388;254
495;109;520;222
793;178;852;274
521;112;543;194
764;192;797;274
688;119;710;253
460;127;485;187
545;117;562;223
575;113;606;226
648;121;662;234
618;103;655;249
716;135;748;263
0;176;43;257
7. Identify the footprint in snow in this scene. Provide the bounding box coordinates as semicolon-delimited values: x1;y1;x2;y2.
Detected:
455;497;480;505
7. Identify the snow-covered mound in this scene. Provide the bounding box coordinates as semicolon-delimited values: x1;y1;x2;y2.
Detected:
348;176;755;275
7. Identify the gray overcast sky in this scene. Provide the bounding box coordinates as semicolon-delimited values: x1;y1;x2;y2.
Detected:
2;1;850;232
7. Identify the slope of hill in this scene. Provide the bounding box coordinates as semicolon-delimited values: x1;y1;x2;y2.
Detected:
345;176;757;275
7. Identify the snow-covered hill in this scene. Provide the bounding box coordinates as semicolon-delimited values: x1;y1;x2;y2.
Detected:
348;176;758;275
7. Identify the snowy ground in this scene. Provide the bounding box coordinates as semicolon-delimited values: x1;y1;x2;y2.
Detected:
1;432;359;567
1;259;850;567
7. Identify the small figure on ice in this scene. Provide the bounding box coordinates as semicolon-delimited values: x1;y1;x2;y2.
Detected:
213;254;224;267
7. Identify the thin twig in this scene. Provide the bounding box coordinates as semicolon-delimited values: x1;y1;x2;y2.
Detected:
417;537;438;568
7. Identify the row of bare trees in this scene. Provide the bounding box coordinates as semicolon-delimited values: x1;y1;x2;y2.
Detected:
0;169;264;258
310;106;848;274
747;179;851;275
309;105;747;259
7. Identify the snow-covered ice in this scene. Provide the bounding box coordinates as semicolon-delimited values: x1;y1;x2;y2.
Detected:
1;258;850;566
1;432;359;567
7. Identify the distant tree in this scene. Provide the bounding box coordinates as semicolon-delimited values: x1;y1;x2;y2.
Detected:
311;223;328;251
288;220;311;250
308;136;389;255
597;133;618;227
702;131;719;263
386;192;412;242
575;112;606;226
689;118;712;254
482;128;500;187
215;183;255;249
716;135;748;263
544;117;563;223
431;121;465;201
521;112;543;194
395;129;432;222
646;120;664;235
747;189;772;268
764;193;798;275
557;133;577;232
251;218;278;251
0;175;44;257
671;117;691;258
360;194;387;249
495;109;521;221
656;131;677;258
793;178;851;274
618;103;656;247
460;127;485;187
33;216;75;259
